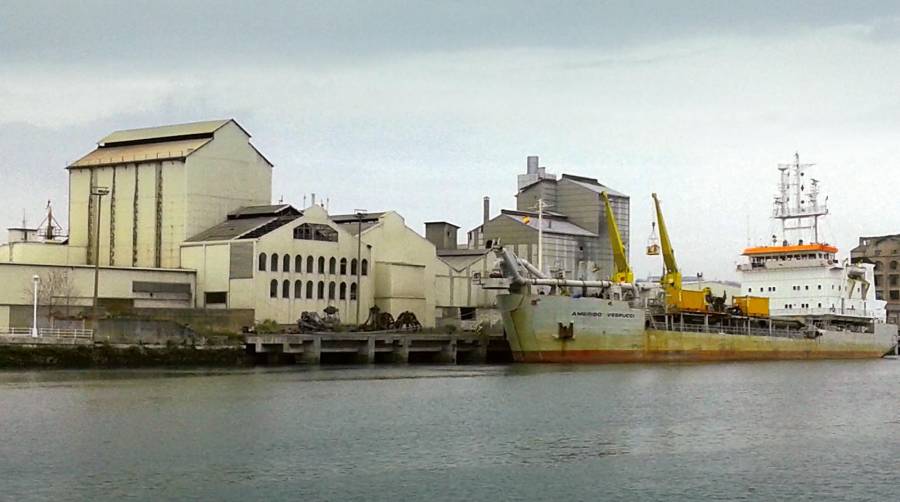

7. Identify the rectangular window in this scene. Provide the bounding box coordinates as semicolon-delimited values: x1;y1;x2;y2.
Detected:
460;307;477;320
205;292;227;304
890;290;900;301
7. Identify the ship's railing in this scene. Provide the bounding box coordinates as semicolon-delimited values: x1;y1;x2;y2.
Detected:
651;317;811;339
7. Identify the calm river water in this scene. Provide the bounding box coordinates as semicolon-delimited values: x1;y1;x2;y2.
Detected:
2;361;899;501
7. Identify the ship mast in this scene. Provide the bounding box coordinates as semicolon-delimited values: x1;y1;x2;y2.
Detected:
772;153;828;246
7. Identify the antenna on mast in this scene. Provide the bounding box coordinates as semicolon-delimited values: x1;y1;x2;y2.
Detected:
772;152;828;245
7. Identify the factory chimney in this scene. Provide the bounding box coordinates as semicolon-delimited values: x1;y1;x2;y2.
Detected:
483;196;490;225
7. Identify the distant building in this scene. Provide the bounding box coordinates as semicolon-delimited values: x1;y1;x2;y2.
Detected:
851;234;900;325
468;156;629;279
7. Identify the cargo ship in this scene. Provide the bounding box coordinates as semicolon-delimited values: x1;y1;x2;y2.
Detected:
480;155;898;363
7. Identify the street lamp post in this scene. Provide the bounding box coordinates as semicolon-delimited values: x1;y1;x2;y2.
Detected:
31;275;39;338
354;209;367;329
91;187;110;333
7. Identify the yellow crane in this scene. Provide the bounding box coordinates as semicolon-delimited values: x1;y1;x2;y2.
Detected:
652;193;708;312
651;193;680;291
601;192;633;283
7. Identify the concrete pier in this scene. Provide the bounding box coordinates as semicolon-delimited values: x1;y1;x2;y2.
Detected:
245;332;508;365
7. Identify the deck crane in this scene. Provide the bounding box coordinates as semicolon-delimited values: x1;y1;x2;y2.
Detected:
601;191;633;283
651;193;710;313
651;193;680;291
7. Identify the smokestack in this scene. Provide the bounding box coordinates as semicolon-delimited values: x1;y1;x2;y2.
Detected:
527;155;539;174
483;196;490;225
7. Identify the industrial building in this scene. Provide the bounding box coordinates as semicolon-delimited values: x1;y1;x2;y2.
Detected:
467;155;630;279
425;222;500;331
332;211;438;328
181;204;374;326
851;234;900;325
1;118;494;331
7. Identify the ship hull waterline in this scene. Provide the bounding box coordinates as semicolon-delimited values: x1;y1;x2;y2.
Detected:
498;293;898;364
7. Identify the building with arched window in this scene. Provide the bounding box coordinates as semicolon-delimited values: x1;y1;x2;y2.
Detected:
182;204;373;325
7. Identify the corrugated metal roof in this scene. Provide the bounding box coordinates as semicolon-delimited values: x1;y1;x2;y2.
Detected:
184;216;276;242
504;214;597;237
68;137;212;168
561;176;627;198
99;119;232;146
227;205;297;219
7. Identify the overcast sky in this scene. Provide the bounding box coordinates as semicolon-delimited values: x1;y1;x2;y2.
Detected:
2;0;899;279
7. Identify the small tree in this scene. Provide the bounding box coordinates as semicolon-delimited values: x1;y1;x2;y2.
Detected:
22;270;79;326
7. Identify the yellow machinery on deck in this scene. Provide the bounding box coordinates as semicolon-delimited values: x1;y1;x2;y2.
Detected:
601;191;633;283
651;193;709;313
732;295;770;317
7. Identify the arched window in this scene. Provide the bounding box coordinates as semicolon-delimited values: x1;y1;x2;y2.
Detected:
351;259;358;275
306;281;314;299
361;259;368;276
317;256;325;274
891;260;898;270
282;280;290;298
328;281;336;300
271;253;279;272
350;282;358;301
306;256;314;273
340;258;347;275
317;281;325;299
340;282;347;300
269;279;278;298
329;257;337;274
258;253;267;271
294;280;303;298
283;254;291;272
295;255;303;272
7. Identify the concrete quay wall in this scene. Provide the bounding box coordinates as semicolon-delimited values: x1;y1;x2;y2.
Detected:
246;332;509;364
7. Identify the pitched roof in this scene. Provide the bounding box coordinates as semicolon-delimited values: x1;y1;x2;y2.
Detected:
185;205;302;242
500;212;597;237
69;137;212;168
227;204;297;219
67;118;273;168
560;174;627;198
99;119;235;146
185;216;278;242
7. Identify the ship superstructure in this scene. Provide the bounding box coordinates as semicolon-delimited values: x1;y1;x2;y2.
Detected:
738;154;886;325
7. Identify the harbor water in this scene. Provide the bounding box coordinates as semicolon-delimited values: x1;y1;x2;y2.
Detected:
2;361;899;501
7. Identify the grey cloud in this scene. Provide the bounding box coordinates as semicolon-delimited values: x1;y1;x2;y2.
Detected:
3;0;900;68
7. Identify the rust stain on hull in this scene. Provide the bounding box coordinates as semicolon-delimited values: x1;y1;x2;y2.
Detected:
513;349;885;364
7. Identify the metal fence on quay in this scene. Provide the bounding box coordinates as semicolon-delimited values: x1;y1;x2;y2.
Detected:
0;327;94;341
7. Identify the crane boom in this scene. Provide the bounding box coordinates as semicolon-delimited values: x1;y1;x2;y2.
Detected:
652;192;681;290
601;191;633;283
